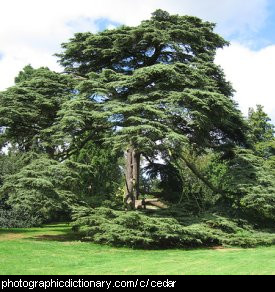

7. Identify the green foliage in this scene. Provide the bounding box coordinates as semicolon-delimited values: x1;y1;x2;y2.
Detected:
254;140;275;158
58;10;228;75
50;94;110;158
0;209;42;228
14;64;37;84
57;9;246;166
200;107;275;223
247;105;274;144
0;155;80;222
220;148;275;222
70;141;123;206
0;9;273;254
54;10;247;216
206;155;229;192
72;207;275;248
144;153;216;212
0;150;40;180
0;151;23;186
0;151;40;209
0;66;76;154
144;161;183;201
172;151;219;210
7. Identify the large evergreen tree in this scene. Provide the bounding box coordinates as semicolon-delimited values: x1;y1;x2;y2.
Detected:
57;10;246;208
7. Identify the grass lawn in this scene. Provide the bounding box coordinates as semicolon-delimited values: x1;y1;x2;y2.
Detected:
0;223;274;275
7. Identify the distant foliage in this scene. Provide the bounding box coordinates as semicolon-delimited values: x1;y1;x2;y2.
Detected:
220;147;275;222
71;141;123;206
247;105;274;144
172;151;219;211
0;209;42;228
72;207;275;248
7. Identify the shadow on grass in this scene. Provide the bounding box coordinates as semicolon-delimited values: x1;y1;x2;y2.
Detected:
31;232;81;243
0;223;81;243
0;224;70;235
0;228;38;235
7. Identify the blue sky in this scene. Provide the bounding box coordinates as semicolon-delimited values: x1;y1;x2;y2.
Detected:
0;0;275;123
221;0;275;50
246;0;275;49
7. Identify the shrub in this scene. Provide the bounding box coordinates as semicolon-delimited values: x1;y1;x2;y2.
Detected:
0;209;42;228
0;156;80;222
72;207;275;248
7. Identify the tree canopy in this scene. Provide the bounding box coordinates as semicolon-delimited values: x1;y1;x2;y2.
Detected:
56;9;247;207
247;104;274;144
0;65;76;156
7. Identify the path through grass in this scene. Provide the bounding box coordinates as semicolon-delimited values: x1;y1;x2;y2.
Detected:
0;224;274;275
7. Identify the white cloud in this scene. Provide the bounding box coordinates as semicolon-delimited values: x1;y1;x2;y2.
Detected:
157;0;269;37
1;0;266;35
0;0;273;124
0;47;62;91
215;43;275;123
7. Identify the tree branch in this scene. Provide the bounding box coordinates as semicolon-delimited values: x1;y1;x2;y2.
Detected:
178;154;222;194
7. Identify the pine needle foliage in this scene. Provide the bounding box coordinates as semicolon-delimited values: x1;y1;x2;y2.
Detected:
72;207;275;248
0;155;80;221
0;209;42;228
57;9;246;158
225;147;275;222
0;66;76;155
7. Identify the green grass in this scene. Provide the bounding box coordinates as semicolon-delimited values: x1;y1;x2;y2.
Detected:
0;224;274;275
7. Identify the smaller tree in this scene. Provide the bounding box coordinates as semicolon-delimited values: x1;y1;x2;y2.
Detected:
218;147;275;222
248;105;274;144
0;66;76;156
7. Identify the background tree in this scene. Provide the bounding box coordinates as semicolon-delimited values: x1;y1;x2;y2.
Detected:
0;66;76;156
247;105;274;144
201;106;275;222
220;147;275;222
57;9;246;208
70;140;123;207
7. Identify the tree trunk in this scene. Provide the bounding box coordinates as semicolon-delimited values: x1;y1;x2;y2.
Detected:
124;147;140;209
132;149;140;200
